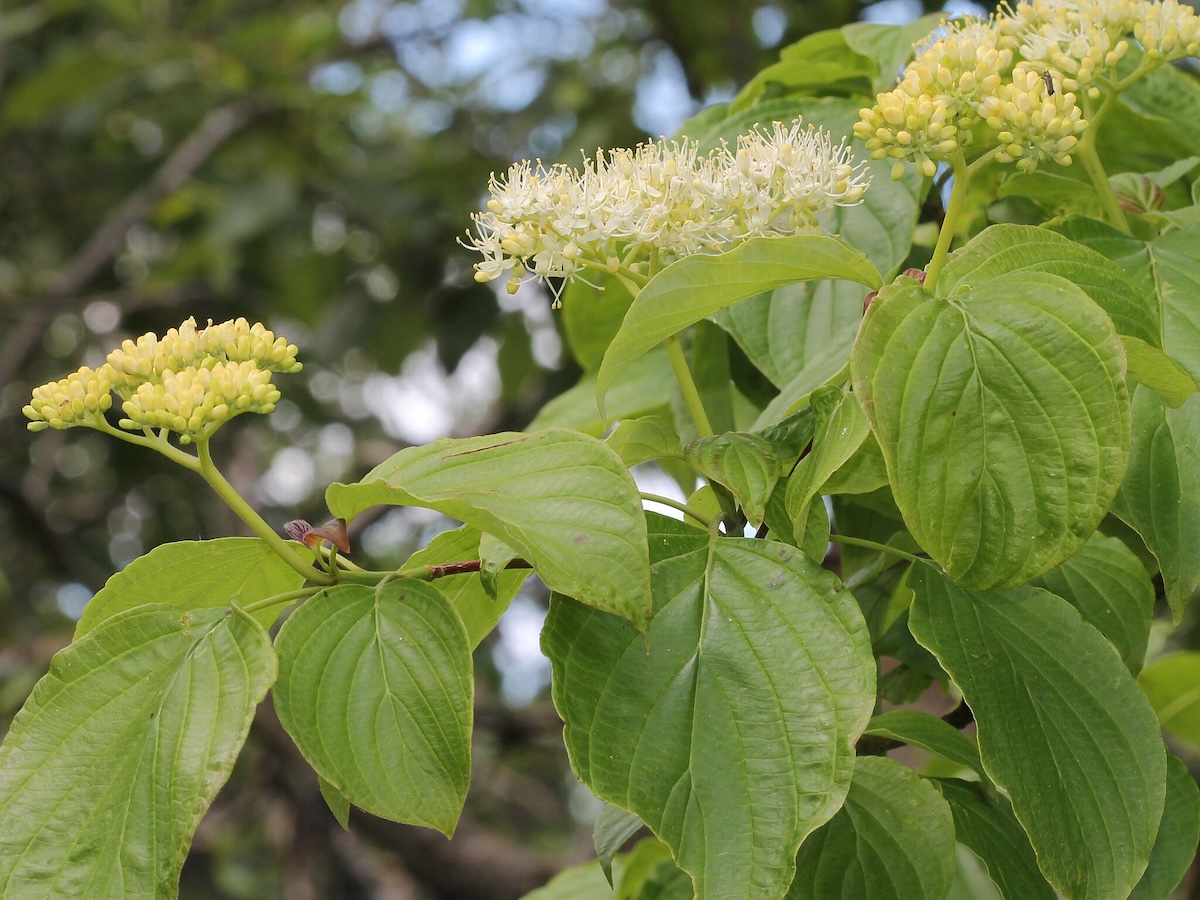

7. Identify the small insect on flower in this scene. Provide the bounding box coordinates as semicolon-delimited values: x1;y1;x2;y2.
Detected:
1041;69;1056;96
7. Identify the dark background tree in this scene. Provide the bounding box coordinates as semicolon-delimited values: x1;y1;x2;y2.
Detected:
0;1;961;896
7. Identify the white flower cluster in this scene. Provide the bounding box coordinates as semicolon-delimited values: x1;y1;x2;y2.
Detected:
856;0;1198;178
24;317;301;443
464;119;870;300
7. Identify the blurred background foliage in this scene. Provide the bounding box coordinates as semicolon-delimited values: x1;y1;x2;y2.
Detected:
0;0;975;896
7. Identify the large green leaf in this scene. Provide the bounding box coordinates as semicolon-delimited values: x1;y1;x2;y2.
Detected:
543;515;875;900
788;757;956;900
1129;755;1200;900
935;778;1056;900
1112;389;1200;622
852;272;1130;590
1047;216;1159;310
326;429;652;627
596;235;880;414
1031;533;1154;673
909;568;1167;900
402;525;529;648
273;581;472;836
1140;652;1200;751
935;223;1160;348
0;605;275;898
75;537;306;636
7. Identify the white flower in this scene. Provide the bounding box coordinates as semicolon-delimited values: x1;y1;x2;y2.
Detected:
464;119;870;294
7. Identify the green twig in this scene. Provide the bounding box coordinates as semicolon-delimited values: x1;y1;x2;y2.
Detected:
828;534;924;565
195;440;334;585
664;333;714;438
640;492;712;527
1076;92;1130;232
924;152;971;293
241;586;324;615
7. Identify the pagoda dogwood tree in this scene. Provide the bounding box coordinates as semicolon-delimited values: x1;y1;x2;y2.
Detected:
5;1;1200;898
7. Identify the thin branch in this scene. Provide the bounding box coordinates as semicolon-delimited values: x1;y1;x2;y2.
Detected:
0;98;265;387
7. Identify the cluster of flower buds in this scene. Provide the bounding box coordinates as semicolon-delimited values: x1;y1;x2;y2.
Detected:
856;0;1198;179
464;118;871;299
24;317;301;443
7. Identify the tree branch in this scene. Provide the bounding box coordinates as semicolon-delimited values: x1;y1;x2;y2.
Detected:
0;97;264;387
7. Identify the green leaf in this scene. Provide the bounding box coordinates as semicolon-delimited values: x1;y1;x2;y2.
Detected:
934;778;1056;900
715;280;862;389
730;55;872;113
785;386;870;546
0;605;275;897
401;525;528;648
1031;533;1154;673
852;272;1130;590
595;803;645;886
1047;216;1158;308
615;839;684;900
1122;335;1198;408
788;757;956;900
606;415;684;467
75;537;306;637
521;859;621;900
478;531;519;600
1112;389;1200;622
562;273;636;371
819;432;890;496
530;348;673;436
684;432;782;527
273;581;472;836
935;223;1160;348
317;774;351;831
841;14;944;93
1150;225;1200;380
1129;755;1200;900
1140;652;1200;751
750;332;856;430
863;710;982;776
909;568;1167;900
996;170;1104;219
596;235;880;414
1120;63;1200;156
327;429;653;628
543;515;875;900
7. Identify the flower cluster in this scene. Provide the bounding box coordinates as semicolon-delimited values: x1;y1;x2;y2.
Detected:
464;119;870;299
856;0;1198;178
24;317;301;443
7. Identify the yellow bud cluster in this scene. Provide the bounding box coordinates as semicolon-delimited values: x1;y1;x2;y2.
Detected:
979;66;1087;171
853;87;958;179
119;361;282;442
23;316;300;442
23;366;115;432
106;316;300;390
